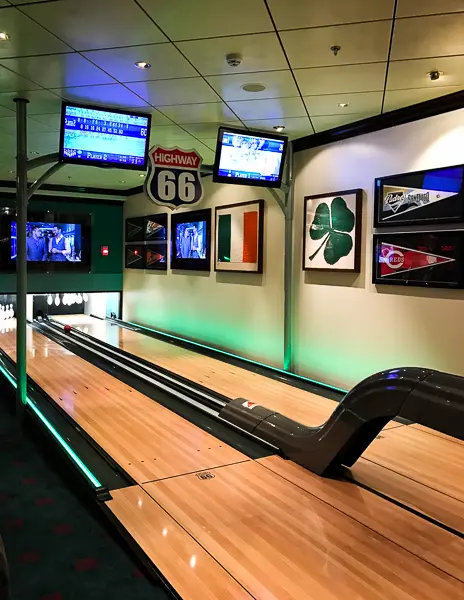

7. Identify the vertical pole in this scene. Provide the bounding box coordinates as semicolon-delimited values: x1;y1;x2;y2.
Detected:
14;97;29;419
283;144;294;372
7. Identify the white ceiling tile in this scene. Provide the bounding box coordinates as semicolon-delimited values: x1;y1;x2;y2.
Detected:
157;102;239;124
27;131;61;154
83;44;197;83
391;13;464;60
148;110;174;126
138;0;273;40
0;53;114;88
149;124;195;145
311;113;377;133
0;89;62;114
180;122;239;139
227;97;307;120
177;33;288;76
0;104;14;118
397;0;464;17
243;116;314;138
0;1;11;5
387;56;464;90
206;70;298;101
127;78;220;107
29;113;61;130
268;0;395;29
304;91;383;115
383;86;462;111
22;0;167;51
280;21;392;69
0;116;57;135
294;63;387;95
0;7;71;57
53;84;150;110
0;64;41;92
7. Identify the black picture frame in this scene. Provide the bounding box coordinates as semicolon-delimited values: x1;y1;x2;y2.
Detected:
374;164;464;227
372;230;464;289
170;208;211;271
303;189;363;273
124;244;144;269
214;200;265;274
212;126;288;189
144;243;168;271
144;213;168;242
125;216;144;242
59;101;151;171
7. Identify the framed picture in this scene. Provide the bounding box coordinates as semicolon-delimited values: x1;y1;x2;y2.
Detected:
125;216;144;242
171;208;211;271
372;231;464;289
124;244;144;269
144;243;167;270
144;213;167;241
215;200;264;273
374;164;464;227
303;189;362;272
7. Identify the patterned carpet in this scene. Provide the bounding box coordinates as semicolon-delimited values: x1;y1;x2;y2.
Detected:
0;396;170;600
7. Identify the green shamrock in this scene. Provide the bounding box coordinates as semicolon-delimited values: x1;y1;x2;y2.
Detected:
309;197;355;265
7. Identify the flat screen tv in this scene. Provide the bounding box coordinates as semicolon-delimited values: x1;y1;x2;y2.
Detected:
213;127;288;188
171;209;211;271
59;101;151;170
0;212;91;273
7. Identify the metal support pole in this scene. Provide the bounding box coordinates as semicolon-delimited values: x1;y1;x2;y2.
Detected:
14;97;29;419
283;144;294;372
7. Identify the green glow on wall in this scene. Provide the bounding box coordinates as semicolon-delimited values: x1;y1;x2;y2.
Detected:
126;320;348;395
0;364;102;489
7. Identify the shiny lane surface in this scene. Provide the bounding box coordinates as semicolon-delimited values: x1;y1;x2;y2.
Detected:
144;461;464;600
0;325;248;483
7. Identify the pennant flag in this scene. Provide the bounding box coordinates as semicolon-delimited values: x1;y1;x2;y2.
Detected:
383;185;457;219
146;248;164;266
218;209;258;264
126;247;143;266
127;221;143;239
379;242;455;277
145;220;165;239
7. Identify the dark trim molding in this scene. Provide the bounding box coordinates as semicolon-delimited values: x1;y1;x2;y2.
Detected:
0;180;129;198
0;190;125;207
293;90;464;153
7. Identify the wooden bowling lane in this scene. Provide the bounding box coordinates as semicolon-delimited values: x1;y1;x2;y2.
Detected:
143;461;464;600
55;315;402;430
259;456;464;581
107;486;252;600
0;327;248;483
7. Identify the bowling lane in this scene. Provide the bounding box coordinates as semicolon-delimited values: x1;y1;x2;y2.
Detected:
55;314;399;429
0;325;249;483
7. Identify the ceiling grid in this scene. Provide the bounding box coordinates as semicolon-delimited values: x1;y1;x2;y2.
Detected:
0;0;460;190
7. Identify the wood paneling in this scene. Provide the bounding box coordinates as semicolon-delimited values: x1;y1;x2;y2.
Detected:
107;486;252;600
361;425;464;504
259;455;464;580
411;424;464;447
0;327;248;483
144;461;464;600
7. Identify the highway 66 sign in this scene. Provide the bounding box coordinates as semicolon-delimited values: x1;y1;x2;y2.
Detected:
145;146;204;209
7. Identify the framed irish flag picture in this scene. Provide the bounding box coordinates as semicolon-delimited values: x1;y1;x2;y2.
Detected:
215;200;264;273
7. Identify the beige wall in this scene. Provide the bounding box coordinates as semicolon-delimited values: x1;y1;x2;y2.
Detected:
294;109;464;390
123;180;285;366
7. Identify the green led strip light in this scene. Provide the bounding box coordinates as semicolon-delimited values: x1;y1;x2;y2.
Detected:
0;364;102;489
125;321;348;395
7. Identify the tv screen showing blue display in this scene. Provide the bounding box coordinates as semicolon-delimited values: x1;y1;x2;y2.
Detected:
213;127;288;188
59;102;151;170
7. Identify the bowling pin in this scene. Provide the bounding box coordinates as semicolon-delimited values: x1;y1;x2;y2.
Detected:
0;306;4;321
7;304;13;319
77;293;82;304
47;294;53;306
83;293;88;303
55;294;60;307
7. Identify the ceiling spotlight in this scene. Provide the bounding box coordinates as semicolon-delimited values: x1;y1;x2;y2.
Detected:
0;32;10;42
119;180;126;183
428;70;443;81
241;83;266;93
273;125;285;132
30;151;39;155
8;170;14;174
338;103;349;108
135;61;151;69
330;45;341;56
139;173;145;177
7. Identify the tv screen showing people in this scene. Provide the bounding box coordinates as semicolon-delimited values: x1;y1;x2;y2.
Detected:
175;221;207;259
170;209;211;271
11;221;82;263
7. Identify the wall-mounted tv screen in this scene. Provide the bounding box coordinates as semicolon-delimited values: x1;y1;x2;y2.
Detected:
0;212;91;273
171;209;211;271
213;127;287;188
59;102;151;170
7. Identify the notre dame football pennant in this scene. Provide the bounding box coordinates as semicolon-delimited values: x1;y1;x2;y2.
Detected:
145;146;204;210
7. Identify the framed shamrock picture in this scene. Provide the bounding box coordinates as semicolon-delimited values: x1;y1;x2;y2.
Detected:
303;189;362;272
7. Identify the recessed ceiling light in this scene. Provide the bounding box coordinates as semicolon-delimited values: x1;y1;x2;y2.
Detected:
135;61;151;69
139;173;145;178
119;180;126;184
273;125;285;132
427;70;443;81
338;103;349;108
30;151;39;155
241;83;266;93
0;32;10;42
8;170;14;174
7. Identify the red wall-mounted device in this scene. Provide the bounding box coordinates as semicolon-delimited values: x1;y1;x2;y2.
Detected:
100;246;109;256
